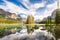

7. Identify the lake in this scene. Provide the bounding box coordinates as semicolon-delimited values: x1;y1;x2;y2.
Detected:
0;25;55;40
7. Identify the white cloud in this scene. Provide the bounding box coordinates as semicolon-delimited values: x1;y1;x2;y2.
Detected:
0;0;37;19
34;15;44;20
30;2;46;10
20;0;46;20
0;0;36;16
21;0;45;10
34;1;58;20
0;0;30;15
20;15;27;18
21;0;31;9
44;1;57;16
0;0;59;20
59;0;60;8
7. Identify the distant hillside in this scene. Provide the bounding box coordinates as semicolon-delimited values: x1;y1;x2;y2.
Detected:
43;17;48;20
0;9;23;24
0;9;18;19
0;9;11;16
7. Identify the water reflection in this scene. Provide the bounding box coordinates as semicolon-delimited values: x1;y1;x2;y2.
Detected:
0;26;55;40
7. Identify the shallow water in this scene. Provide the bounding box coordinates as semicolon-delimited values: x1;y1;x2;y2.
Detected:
0;27;55;40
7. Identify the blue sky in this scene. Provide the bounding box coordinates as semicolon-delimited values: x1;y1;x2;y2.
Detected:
0;0;59;20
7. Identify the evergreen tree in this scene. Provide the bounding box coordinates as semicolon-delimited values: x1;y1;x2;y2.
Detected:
55;9;60;25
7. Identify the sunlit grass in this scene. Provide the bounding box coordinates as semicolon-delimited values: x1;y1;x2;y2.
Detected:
0;17;22;24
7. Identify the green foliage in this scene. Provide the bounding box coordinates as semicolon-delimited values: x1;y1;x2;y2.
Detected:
26;15;34;24
0;28;5;38
0;18;21;24
55;9;60;25
40;18;55;24
40;20;48;24
0;14;21;24
55;28;60;38
0;14;5;18
26;15;34;33
0;25;21;37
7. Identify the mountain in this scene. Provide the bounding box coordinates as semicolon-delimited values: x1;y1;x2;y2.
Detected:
43;17;48;20
35;19;41;23
0;9;18;19
0;9;11;15
51;9;56;19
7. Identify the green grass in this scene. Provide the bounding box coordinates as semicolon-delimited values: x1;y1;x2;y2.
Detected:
0;24;22;37
0;25;21;29
0;17;22;24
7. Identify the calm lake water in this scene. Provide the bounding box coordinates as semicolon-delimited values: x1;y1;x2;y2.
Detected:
0;25;55;40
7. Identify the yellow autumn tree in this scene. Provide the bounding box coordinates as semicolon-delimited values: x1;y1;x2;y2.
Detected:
26;15;34;33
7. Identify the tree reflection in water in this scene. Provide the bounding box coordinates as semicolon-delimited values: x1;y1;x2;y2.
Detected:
0;26;55;40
